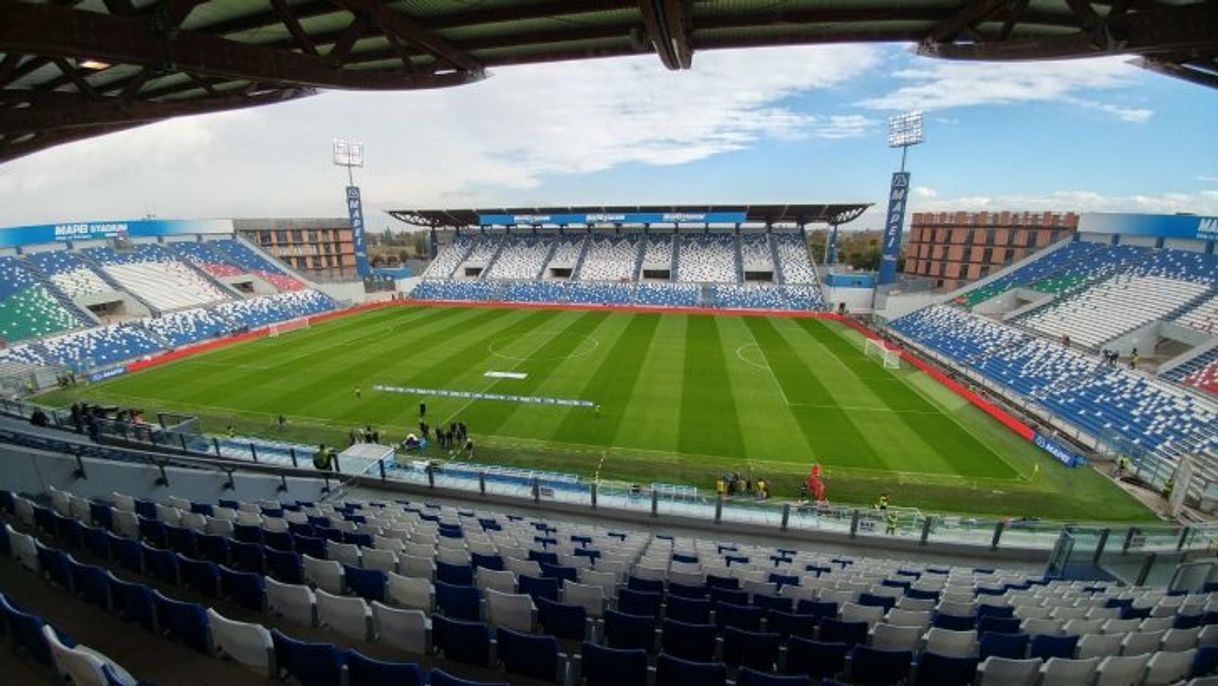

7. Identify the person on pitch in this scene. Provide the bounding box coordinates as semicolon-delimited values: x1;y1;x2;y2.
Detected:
877;493;890;511
354;387;361;399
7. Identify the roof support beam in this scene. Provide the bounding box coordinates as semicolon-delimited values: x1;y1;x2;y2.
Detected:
925;0;1011;43
0;87;315;136
660;0;694;69
269;0;319;56
0;3;483;90
636;0;678;69
326;0;481;71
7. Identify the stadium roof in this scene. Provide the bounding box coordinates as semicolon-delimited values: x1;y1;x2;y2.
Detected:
1;0;1215;163
389;204;871;227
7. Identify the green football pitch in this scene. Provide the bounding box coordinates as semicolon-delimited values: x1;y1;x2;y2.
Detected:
43;304;1154;522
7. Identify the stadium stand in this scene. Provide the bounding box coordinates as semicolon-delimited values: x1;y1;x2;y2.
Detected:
6;485;1218;686
638;235;675;278
545;236;587;277
677;234;737;283
83;245;233;312
23;250;113;299
212;290;336;330
144;308;236;348
1179;295;1218;336
1165;349;1218;398
773;234;818;285
422;236;473;280
33;323;166;371
0;256;85;343
739;234;776;278
579;235;640;282
484;235;550;280
211;239;307;292
1020;275;1211;349
168;241;247;278
457;236;501;277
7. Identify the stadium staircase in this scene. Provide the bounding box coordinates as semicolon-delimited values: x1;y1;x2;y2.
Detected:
570;236;592;281
177;258;244;300
478;237;509;281
669;235;679;282
769;234;786;285
733;234;745;283
632;238;647;280
75;250;162;316
535;240;559;280
17;258;99;327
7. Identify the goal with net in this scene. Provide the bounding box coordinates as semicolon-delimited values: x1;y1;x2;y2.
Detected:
268;317;311;338
864;338;902;369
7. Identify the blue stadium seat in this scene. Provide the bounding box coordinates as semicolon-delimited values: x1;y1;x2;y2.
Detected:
914;652;978;686
436;581;481;621
857;593;896;613
436;561;475;586
196;534;230;566
69;558;111;610
795;599;838;620
177;554;220;597
617;588;662;616
979;631;1029;659
271;629;345;686
107;573;157;632
722;626;780;671
933;613;977;631
37;542;73;591
668;582;709;599
219;565;265;611
519;575;560;603
427;669;509;686
710;587;750;605
152;590;211;653
735;669;810;686
230;540;265;573
0;594;53;667
497;627;564;681
165;525;197;557
978;616;1022;634
767;611;819;639
752;594;793;615
536;597;587;640
140;543;179;584
784;638;848;679
432;615;493;667
627;576;665;594
580;642;648;686
655;652;727;686
344;564;387;602
471;553;504;571
848;645;913;686
661;618;717;662
667;595;711;624
540;563;578;583
344;649;424;686
263;529;294;552
266;547;304;584
604;610;656;651
819;619;869;646
714;601;762;632
81;524;109;560
1029;634;1079;659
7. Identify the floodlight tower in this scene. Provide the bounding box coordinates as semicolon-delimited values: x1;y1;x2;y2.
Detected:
333;139;371;278
877;111;923;286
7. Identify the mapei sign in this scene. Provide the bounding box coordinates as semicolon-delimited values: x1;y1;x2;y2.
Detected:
478;211;748;226
1078;213;1218;241
1033;432;1082;468
0;218;234;248
877;172;910;286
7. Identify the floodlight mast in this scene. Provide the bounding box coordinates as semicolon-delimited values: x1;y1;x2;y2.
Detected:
887;111;923;172
332;139;371;278
877;111;925;287
332;139;364;186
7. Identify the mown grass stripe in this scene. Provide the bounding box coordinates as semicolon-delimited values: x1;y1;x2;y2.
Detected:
677;315;746;459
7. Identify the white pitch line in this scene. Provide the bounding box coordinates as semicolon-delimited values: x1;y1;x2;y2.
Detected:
735;342;791;406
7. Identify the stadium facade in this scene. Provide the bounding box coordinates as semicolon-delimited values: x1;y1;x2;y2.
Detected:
232;218;357;280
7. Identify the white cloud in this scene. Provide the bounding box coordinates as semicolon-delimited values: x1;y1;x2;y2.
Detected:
1197;175;1218;183
913;186;937;198
858;56;1152;123
0;45;881;225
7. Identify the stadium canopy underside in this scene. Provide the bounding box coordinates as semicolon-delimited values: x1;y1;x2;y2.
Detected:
0;0;1215;164
389;204;872;228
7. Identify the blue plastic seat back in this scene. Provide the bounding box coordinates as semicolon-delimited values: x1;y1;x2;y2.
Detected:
428;669;509;686
344;565;387;603
435;581;482;621
496;627;559;680
536;597;587;640
978;616;1022;635
1193;645;1218;677
518;575;560;603
54;513;83;548
604;610;656;651
471;553;504;571
165;526;196;557
627;576;664;594
436;561;475;587
271;629;345;686
230;539;265;573
849;645;913;686
784;638;848;679
710;587;749;605
617;588;661;617
137;517;166;547
82;525;109;559
189;502;213;516
722;626;781;671
108;533;143;574
0;595;52;667
38;543;73;591
978;631;1029;659
661;618;716;662
263;530;294;552
219;565;266;611
857;593;896;613
795;599;837;620
655;652;727;686
343;532;373;548
714;601;762;632
667;595;711;624
108;575;157;632
432;615;493;667
153;591;211;653
133;499;157;519
581;641;648;686
528;549;559;565
1029;634;1079;660
233;524;263;544
768;611;819;640
90;503;114;530
344;649;424;686
668;582;709;600
196;534;230;566
540;562;578;583
672;553;698;564
752;594;793;615
736;668;810;686
1175;614;1205;629
266;548;304;584
906;588;940;602
705;574;739;590
933;613;977;632
141;543;179;584
71;560;111;609
977;604;1015;619
178;554;220;597
769;573;800;588
914;652;978;686
819;619;869;647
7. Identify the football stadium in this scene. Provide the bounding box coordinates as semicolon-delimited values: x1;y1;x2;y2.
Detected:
2;2;1218;686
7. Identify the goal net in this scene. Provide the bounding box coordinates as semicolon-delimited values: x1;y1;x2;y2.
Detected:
269;317;310;338
864;338;901;369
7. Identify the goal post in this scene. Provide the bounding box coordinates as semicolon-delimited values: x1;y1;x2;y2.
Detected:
269;317;310;338
864;338;901;369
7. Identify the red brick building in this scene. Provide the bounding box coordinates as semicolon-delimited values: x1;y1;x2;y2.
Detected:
904;211;1078;290
234;218;357;279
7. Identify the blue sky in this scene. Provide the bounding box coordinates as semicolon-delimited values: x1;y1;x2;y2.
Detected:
0;44;1214;231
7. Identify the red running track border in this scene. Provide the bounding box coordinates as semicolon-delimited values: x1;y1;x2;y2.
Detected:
124;297;1037;443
